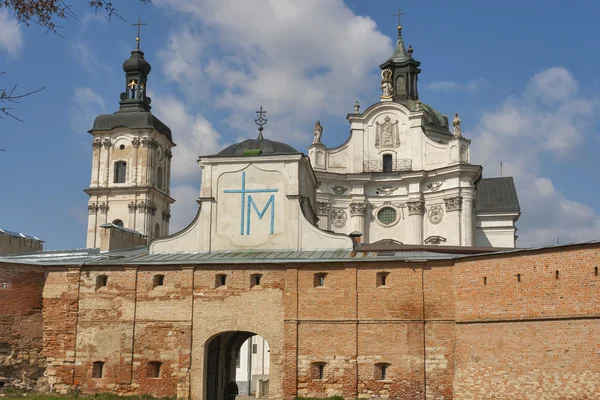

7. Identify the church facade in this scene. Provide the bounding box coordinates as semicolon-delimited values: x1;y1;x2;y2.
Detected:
1;23;599;400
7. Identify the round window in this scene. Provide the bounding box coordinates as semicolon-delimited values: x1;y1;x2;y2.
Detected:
377;207;397;225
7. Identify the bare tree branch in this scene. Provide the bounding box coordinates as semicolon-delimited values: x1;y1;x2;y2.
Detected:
1;72;46;122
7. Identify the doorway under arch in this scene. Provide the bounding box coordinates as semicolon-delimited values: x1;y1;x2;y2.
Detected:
205;331;270;400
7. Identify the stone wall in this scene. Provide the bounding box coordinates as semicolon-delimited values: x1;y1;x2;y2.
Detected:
0;265;45;389
0;234;42;256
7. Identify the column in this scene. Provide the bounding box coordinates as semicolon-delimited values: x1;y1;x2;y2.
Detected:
86;202;99;248
444;196;463;245
463;195;474;246
132;137;141;185
407;200;425;244
101;138;112;186
349;202;367;234
316;202;330;230
90;139;102;187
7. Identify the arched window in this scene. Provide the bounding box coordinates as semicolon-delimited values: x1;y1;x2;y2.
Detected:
114;161;127;183
382;154;393;172
157;166;163;190
112;219;124;227
395;75;406;96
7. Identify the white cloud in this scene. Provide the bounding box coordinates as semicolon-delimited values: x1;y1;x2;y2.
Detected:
426;78;488;93
151;95;224;182
69;87;106;133
470;67;600;247
153;0;391;146
169;184;200;234
0;9;23;58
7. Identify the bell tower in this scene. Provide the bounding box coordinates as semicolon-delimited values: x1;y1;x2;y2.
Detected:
84;28;175;249
379;12;421;103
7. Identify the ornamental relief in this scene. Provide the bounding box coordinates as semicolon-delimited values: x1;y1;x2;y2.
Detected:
376;185;398;196
316;202;330;216
428;205;444;225
350;202;367;216
331;209;347;228
331;185;348;195
375;116;400;149
407;200;425;216
444;196;463;212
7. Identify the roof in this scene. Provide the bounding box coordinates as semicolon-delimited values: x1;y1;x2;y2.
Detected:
92;111;174;144
476;177;520;213
215;136;299;157
0;228;43;242
100;223;146;237
388;29;411;63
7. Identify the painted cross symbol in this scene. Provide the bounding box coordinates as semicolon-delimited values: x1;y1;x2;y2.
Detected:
224;172;278;235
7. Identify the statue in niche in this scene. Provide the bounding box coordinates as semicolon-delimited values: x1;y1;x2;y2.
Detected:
313;121;323;144
453;112;462;137
380;69;393;99
375;116;400;149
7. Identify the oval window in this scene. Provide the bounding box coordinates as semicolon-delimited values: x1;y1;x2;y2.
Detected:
377;207;397;225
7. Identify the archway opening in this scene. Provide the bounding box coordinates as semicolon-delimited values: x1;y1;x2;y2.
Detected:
205;331;270;400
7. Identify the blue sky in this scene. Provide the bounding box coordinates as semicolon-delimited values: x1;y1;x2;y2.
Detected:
1;0;599;250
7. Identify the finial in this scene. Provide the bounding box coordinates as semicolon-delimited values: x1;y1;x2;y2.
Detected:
254;106;268;139
407;45;413;58
354;100;360;114
394;8;406;37
132;17;147;50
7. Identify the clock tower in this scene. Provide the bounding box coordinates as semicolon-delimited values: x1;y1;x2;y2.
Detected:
84;38;175;248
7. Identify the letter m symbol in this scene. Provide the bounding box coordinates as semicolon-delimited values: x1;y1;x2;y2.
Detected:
246;195;275;235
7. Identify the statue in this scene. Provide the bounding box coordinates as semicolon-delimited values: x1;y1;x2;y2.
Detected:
382;123;394;146
453;112;462;137
313;121;323;144
380;69;393;99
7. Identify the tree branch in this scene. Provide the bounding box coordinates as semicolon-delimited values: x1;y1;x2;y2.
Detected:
0;72;46;122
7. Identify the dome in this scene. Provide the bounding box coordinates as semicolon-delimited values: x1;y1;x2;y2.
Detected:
405;100;451;134
217;137;298;156
123;49;151;75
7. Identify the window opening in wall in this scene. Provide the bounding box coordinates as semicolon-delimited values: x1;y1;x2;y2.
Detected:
484;276;487;285
314;273;327;288
375;363;390;380
96;275;108;290
157;166;163;190
555;270;559;280
382;154;393;172
251;274;262;288
119;144;125;150
114;161;127;183
153;274;164;288
92;361;104;378
377;207;397;226
235;349;241;368
312;363;325;380
154;223;160;239
216;274;227;288
596;267;599;276
147;362;162;378
252;343;258;354
517;273;521;283
377;272;389;287
1;281;9;290
112;219;124;227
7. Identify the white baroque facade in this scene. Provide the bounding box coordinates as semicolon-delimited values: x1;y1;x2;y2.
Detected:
308;26;519;248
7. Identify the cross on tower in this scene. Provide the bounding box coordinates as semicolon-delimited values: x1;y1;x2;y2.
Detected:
394;8;406;28
132;17;147;49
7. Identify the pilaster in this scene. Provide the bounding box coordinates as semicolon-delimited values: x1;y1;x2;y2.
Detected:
316;202;330;231
407;200;424;244
350;202;367;235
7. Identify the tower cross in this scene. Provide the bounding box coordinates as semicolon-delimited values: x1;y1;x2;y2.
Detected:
394;8;406;27
132;17;147;49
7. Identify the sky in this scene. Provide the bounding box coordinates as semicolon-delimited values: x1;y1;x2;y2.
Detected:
1;0;599;250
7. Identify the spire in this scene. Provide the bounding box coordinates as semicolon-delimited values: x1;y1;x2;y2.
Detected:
118;18;152;112
389;25;411;63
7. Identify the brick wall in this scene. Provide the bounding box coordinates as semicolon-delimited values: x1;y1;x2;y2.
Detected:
453;245;600;399
0;264;45;389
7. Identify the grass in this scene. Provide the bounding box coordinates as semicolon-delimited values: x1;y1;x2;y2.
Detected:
0;390;175;400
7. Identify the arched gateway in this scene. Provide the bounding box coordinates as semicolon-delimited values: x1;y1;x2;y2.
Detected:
191;320;283;400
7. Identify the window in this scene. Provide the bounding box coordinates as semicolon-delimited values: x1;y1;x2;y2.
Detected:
112;219;124;227
484;276;487;285
155;223;160;239
382;154;393;172
147;362;162;378
252;344;258;354
96;275;108;290
1;281;10;290
92;361;104;378
236;349;241;368
595;267;598;276
312;362;326;380
153;274;165;288
251;274;263;288
216;274;227;288
517;273;521;283
314;273;327;288
377;207;397;225
157;166;163;190
114;161;127;183
377;272;389;287
555;270;559;280
375;363;390;381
